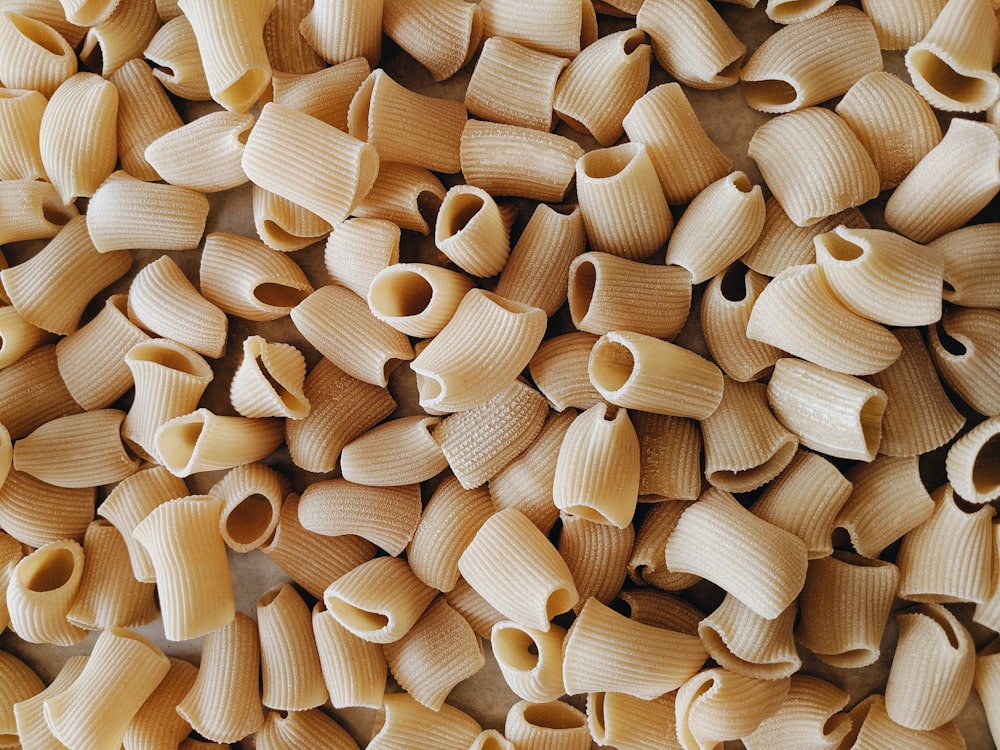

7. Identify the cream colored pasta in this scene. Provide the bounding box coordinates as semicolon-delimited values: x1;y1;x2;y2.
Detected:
299;479;421;555
324;217;400;298
341;416;447;486
492;619;567;703
0;179;77;245
928;306;1000;415
97;464;188;582
632;411;702;501
552;403;640;528
210;462;288;552
860;0;946;49
290;284;414;387
740;7;881;113
976;639;1000;748
746;264;902;376
748;106;880;227
586;692;679;750
504;700;590;750
698;595;800;680
283;358;396;474
59;0;118;25
488;410;575;534
122;657;199;750
636;0;744;89
465;37;567;131
256;582;327;711
0;470;93;549
742;675;852;750
131;494;235;641
528;333;602;413
154;408;284;477
479;0;586;56
349;68;465;173
844;694;966;749
884;602;975;730
469;729;515;750
144;110;253;192
629;501;702;591
255;707;360;750
1;215;131;336
262;494;377;600
1;649;44;748
764;0;836;22
835;71;942;190
870;328;966;457
434;185;510;277
383;0;482;81
312;601;386;708
253;185;332;252
368;263;476;338
11;654;85;750
459;119;584;202
622;82;732;204
200;231;313;321
948;416;1000;504
1;0;87;44
43;627;170;750
5;539;87;645
664;487;807;619
558;513;633;609
935;222;1000;308
270;57;369;128
575;142;672;261
230;336;309;420
433;379;549;490
78;0;159;77
351;161;446;235
458;508;579;632
176;612;264;743
588;330;724;419
144;15;212;101
0;306;52;369
444;577;506;640
300;0;381;66
554;28;650;145
369;693;482;750
323;556;437;644
0;11;77;97
0;345;81;440
0;88;47;180
885;118;1000;243
410;289;546;413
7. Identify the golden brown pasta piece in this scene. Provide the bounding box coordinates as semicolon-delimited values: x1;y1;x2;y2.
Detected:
632;411;702;501
528;333;602;413
557;513;633;611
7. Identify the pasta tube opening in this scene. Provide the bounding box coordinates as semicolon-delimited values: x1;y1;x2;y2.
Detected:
546;588;578;622
935;320;967;356
253;282;310;308
438;191;485;237
821;232;864;261
327;601;389;632
492;627;539;671
578;146;634;180
157;420;203;471
859;394;885;457
129;341;207;375
973;436;1000;494
224;494;275;547
908;49;993;109
18;546;76;592
521;701;587;730
742;78;797;109
368;270;433;318
7;13;64;55
589;339;634;392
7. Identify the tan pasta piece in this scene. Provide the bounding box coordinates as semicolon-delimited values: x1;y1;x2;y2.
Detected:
860;0;947;49
935;222;1000;308
0;470;93;549
459;119;584;202
0;345;81;440
351;161;446;235
746;264;902;376
445;578;506;640
948;415;1000;504
764;0;836;22
299;479;421;555
59;0;119;26
929;306;1000;415
0;180;76;245
632;411;702;501
0;306;53;369
129;255;228;358
368;263;476;338
435;184;511;277
748;106;880;227
230;335;309;420
154;409;284;477
0;89;47;181
740;7;882;113
664;487;808;619
835;71;942;190
312;601;386;708
144;15;212;101
586;692;680;750
0;11;77;98
492;620;567;703
299;0;381;66
131;495;235;641
469;729;515;750
210;462;288;552
78;0;159;78
341;416;447;486
122;657;199;750
382;0;482;82
869;328;965;457
698;595;800;680
201;232;313;321
324;217;400;298
5;539;87;645
629;501;702;591
177;612;264;743
504;700;591;750
255;707;360;750
588;330;724;419
885;118;1000;243
976;639;1000;748
742;675;852;750
465;37;567;131
1;0;87;45
11;654;86;750
253;185;332;252
844;694;966;749
256;582;327;711
557;513;633;610
1;215;131;336
369;693;481;750
145;110;253;192
528;333;602;413
479;0;586;56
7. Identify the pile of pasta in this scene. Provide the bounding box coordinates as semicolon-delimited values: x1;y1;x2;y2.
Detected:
2;0;1000;747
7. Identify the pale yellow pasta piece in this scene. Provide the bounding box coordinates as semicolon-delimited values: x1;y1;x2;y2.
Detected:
0;88;47;180
844;694;966;749
1;215;131;336
155;408;284;478
0;11;77;98
905;0;1000;112
312;601;386;708
884;602;975;730
976;639;1000;748
341;416;447;487
885;118;1000;242
325;217;400;298
368;263;476;338
0;0;86;43
469;729;515;750
666;171;765;284
860;0;947;49
110;57;184;181
663;487;807;619
575;142;672;261
492;619;567;703
270;56;370;128
434;379;549;490
552;403;640;528
632;411;701;501
698;595;800;680
504;700;590;750
480;0;586;56
746;264;902;376
176;612;264;743
528;333;602;413
256;582;327;711
0;345;81;440
629;501;702;591
369;693;482;750
740;7;882;113
253;185;332;252
835;71;942;190
255;707;360;750
1;649;45;748
445;577;506;640
0;469;93;549
230;335;309;420
742;675;852;750
558;513;633;610
200;231;313;321
764;0;835;22
5;539;87;645
11;654;86;750
144;110;253;192
78;0;159;77
588;330;724;419
123;657;199;750
587;692;680;750
58;0;118;25
0;305;53;369
349;68;466;173
434;185;510;277
459;119;584;202
210;462;288;552
383;0;482;81
290;284;414;387
144;15;212;101
300;0;381;66
928;306;1000;415
748;106;880;227
131;495;235;641
934;222;1000;308
948;415;1000;504
351;161;446;235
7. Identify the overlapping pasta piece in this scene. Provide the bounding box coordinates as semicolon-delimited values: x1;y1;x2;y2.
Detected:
312;600;386;708
78;0;160;77
0;88;47;181
935;222;1000;308
230;336;309;420
698;595;800;680
742;675;852;750
382;0;482;81
529;333;602;413
340;416;447;486
505;700;591;750
0;11;77;97
210;462;288;552
0;469;93;548
325;217;400;298
0;306;53;370
0;345;81;439
369;693;481;750
492;619;567;703
860;0;946;49
629;501;701;591
435;184;511;277
351;161;445;234
633;411;702;501
254;707;360;750
586;692;679;750
5;539;87;645
256;582;327;711
11;654;86;750
558;513;633;610
368;263;476;338
145;110;254;193
144;15;212;101
253;185;332;251
300;0;381;66
948;416;1000;504
928;306;1000;415
0;179;73;246
479;0;588;57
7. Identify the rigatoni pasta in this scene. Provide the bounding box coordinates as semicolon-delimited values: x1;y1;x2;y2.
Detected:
229;335;310;420
0;88;47;180
0;11;77;98
947;416;1000;504
144;14;212;101
210;462;288;552
492;619;567;703
324;217;400;298
299;0;382;66
935;222;1000;308
256;582;327;711
312;601;387;708
557;513;633;610
0;179;76;245
367;262;476;338
5;539;87;645
528;333;602;413
698;595;800;680
382;0;482;81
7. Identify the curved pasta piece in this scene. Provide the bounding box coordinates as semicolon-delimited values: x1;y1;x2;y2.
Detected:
435;184;510;277
312;601;386;708
155;408;284;478
210;462;288;552
633;411;702;501
698;595;800;680
558;514;633;610
253;185;332;252
122;657;199;750
0;11;77;98
0;345;81;440
586;692;678;750
341;416;447;487
445;578;506;640
529;333;602;413
144;15;212;101
505;700;591;750
368;263;476;338
740;7;881;113
78;0;159;77
300;0;381;66
492;620;567;703
588;330;724;419
0;306;53;369
325;217;400;298
665;487;808;619
469;729;515;750
764;0;835;22
255;707;359;750
860;0;946;49
5;539;87;645
230;335;309;420
948;416;1000;504
0;469;92;549
745;264;902;376
351;161;446;235
0;88;47;181
630;501;701;591
928;306;1000;415
479;0;586;57
845;694;966;749
383;0;482;82
665;171;765;284
11;655;86;750
935;222;1000;308
748;106;880;227
256;582;327;711
369;693;481;750
145;110;253;192
742;675;851;750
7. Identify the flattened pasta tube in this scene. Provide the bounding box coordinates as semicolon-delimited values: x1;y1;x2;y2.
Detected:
253;185;331;252
0;470;92;550
340;416;447;487
492;620;567;703
6;540;87;645
144;110;253;192
383;0;482;82
257;582;327;711
529;333;603;413
131;495;235;641
664;487;808;619
11;654;85;750
312;602;386;709
230;336;309;420
928;307;1000;416
123;657;199;750
368;263;476;338
699;595;800;680
0;11;77;98
588;330;724;419
948;416;1000;504
324;217;399;299
155;409;284;478
742;675;852;750
300;0;382;66
936;223;1000;308
586;693;678;750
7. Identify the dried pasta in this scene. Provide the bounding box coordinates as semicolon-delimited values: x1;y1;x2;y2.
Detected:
255;707;360;750
0;469;93;549
256;582;327;711
698;595;800;680
860;0;947;49
300;0;382;66
369;693;481;750
382;0;482;81
0;345;81;440
122;657;200;750
632;411;702;501
557;513;633;610
351;161;446;235
341;416;447;486
78;0;159;77
11;654;85;750
5;539;87;645
479;0;587;57
253;185;332;252
145;110;253;192
0;179;77;246
504;700;591;750
629;501;702;591
229;335;309;420
368;262;476;338
528;333;603;413
928;306;1000;416
324;217;400;298
0;306;52;370
492;619;567;703
312;601;386;708
742;675;852;750
935;222;1000;308
0;88;47;181
210;462;289;552
154;408;284;477
947;416;1000;504
0;11;77;98
144;15;212;101
435;184;511;277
